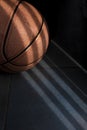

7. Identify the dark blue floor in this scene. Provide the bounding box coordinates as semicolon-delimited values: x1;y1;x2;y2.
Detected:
0;41;87;130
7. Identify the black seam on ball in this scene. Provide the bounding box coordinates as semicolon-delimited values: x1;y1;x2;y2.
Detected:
2;0;22;63
7;52;45;67
1;55;43;73
1;16;44;65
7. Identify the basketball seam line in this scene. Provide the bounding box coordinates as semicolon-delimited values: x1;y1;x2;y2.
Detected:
2;0;22;64
2;55;44;73
8;52;46;67
1;14;44;66
6;17;44;66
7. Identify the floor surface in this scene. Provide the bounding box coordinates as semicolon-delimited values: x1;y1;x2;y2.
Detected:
0;40;87;130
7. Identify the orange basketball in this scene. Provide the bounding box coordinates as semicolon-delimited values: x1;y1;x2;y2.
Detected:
0;0;49;73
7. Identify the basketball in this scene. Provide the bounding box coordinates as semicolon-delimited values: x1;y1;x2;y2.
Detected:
0;0;49;73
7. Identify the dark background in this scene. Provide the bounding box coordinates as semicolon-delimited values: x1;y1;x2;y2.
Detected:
25;0;87;70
